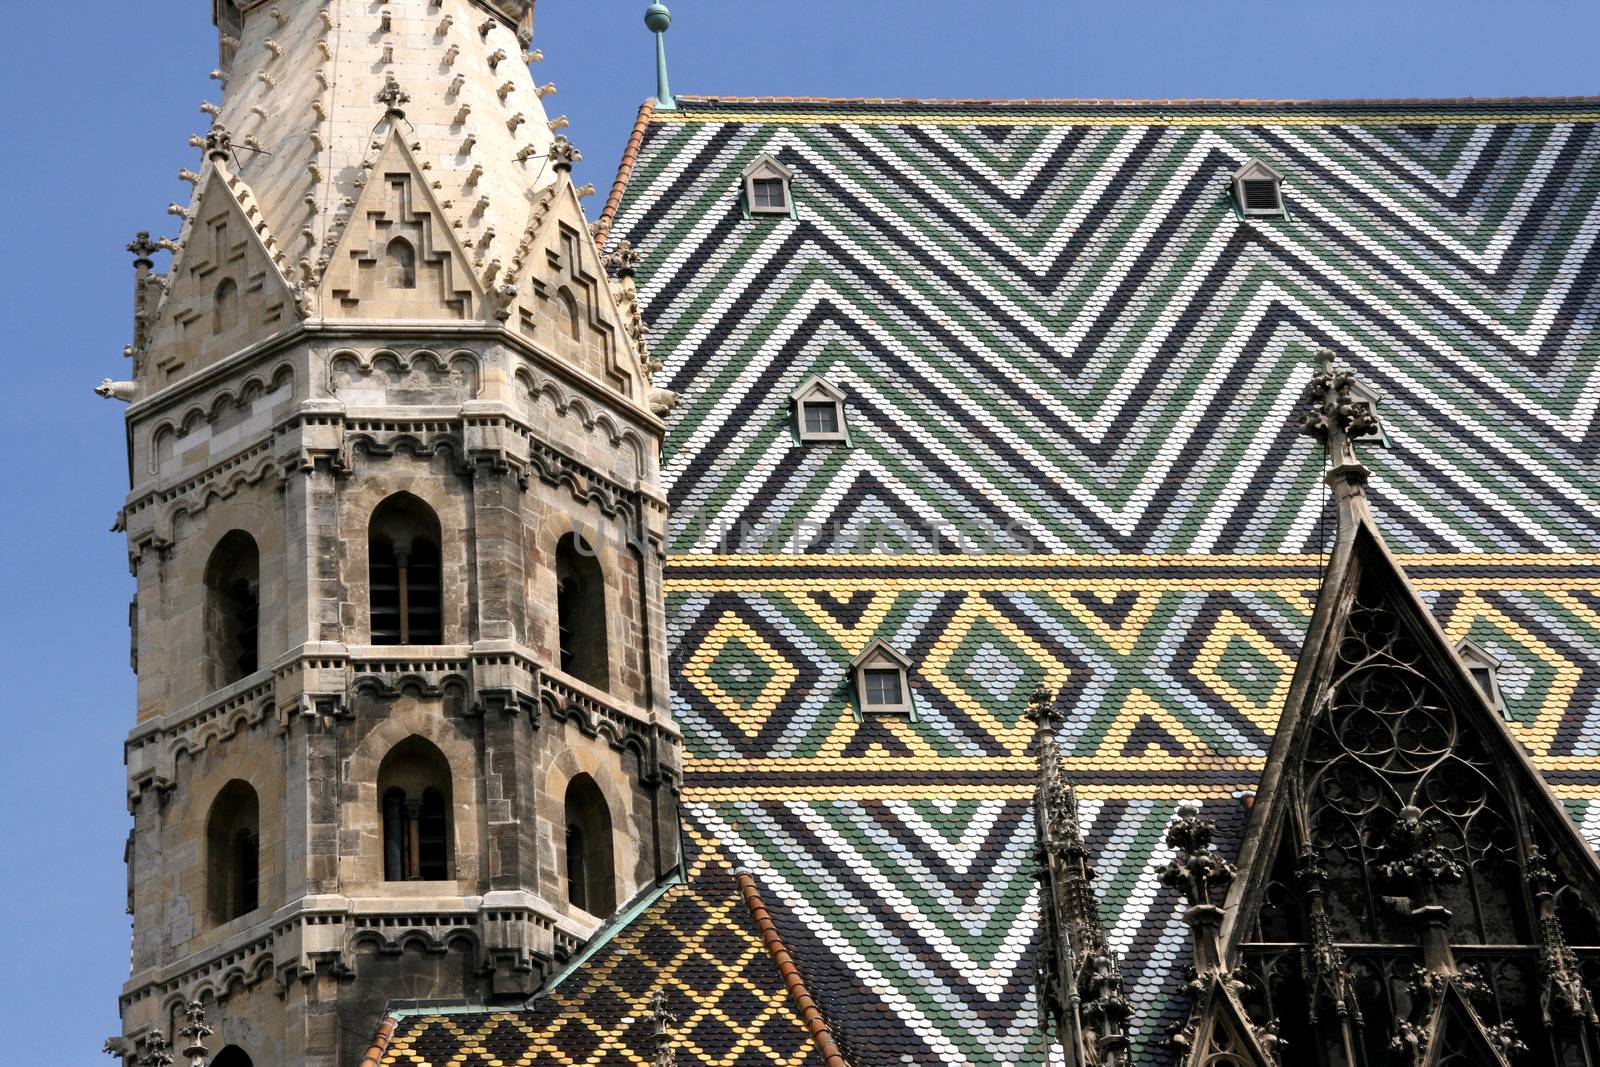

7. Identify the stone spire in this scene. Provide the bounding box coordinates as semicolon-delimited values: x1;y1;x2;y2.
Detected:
1029;688;1131;1067
190;0;558;294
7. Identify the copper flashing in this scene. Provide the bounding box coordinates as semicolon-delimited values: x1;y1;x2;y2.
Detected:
735;869;849;1067
596;98;657;248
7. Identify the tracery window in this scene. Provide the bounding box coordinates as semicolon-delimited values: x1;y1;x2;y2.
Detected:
1233;556;1600;1066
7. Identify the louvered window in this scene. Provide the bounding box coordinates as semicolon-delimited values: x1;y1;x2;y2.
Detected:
1241;179;1282;214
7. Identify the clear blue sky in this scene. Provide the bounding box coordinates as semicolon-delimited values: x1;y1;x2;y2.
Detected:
0;1;1594;1060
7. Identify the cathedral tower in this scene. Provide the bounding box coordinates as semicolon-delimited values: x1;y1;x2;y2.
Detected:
105;3;680;1065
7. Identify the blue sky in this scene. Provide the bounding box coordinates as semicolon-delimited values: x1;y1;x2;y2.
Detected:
0;1;1594;1060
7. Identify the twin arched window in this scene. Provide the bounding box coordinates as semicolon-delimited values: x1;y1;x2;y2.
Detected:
205;531;260;690
555;533;609;691
369;494;443;645
378;737;452;881
206;781;260;925
564;775;615;915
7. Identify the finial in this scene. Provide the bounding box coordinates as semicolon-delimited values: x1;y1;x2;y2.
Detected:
645;4;677;110
1298;348;1376;496
604;239;642;279
204;124;233;162
1160;802;1235;975
651;990;678;1067
136;1032;174;1067
127;231;159;267
178;1001;212;1067
548;136;582;173
378;74;410;118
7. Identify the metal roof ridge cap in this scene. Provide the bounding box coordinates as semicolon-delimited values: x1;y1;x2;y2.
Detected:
532;865;686;1000
663;92;1600;108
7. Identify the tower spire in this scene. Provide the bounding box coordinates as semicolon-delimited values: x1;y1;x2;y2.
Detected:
645;4;677;111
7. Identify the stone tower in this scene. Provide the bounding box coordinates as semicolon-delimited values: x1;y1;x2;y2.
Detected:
106;3;680;1065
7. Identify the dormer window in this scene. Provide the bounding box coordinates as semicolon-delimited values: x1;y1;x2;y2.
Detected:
851;639;914;716
1455;638;1507;718
1348;380;1389;446
791;376;848;443
743;154;795;217
1232;160;1286;218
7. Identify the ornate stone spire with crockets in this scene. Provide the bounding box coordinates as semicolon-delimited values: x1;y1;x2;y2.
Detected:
1029;688;1131;1067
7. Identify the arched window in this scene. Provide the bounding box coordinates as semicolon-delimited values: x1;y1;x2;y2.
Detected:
205;781;260;925
204;531;260;690
378;737;453;881
555;533;609;691
385;237;417;290
369;494;443;645
564;775;615;915
557;287;581;340
211;1047;254;1067
213;278;239;335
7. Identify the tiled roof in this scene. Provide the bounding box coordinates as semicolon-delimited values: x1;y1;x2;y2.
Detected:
605;95;1600;1065
395;94;1600;1065
376;830;833;1067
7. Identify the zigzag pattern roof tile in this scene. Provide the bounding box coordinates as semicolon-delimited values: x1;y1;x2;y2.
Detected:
594;98;1600;1065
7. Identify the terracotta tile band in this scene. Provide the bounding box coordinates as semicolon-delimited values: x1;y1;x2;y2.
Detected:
735;869;849;1067
357;1014;399;1067
596;98;656;248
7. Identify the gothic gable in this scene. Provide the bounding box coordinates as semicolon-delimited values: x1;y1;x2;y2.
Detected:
319;130;485;322
1186;355;1600;1067
143;167;296;387
504;177;644;401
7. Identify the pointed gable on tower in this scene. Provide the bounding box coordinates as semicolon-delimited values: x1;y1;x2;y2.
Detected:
1175;352;1600;1067
318;129;485;322
143;160;297;385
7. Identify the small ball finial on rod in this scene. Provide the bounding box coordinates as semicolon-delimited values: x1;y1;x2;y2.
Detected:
645;4;676;110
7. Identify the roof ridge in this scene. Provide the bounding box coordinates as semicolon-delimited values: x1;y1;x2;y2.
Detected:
735;869;849;1067
597;98;657;249
658;92;1600;108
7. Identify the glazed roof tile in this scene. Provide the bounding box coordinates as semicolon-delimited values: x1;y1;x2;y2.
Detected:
603;94;1600;1064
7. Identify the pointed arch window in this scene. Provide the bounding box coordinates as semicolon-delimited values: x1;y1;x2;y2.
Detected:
557;287;581;340
1231;159;1286;219
564;774;615;916
205;781;260;925
385;237;417;290
555;533;610;691
791;376;848;443
211;1048;253;1067
378;737;453;881
851;639;914;716
204;531;260;690
213;277;240;334
742;154;795;217
368;494;443;645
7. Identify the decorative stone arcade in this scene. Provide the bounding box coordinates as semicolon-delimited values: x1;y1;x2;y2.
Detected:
103;3;681;1065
